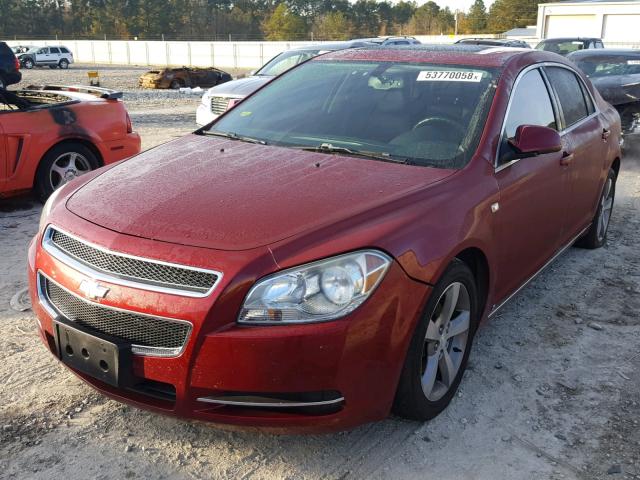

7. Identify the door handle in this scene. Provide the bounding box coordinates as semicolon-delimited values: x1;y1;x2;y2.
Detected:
560;151;574;166
602;128;611;140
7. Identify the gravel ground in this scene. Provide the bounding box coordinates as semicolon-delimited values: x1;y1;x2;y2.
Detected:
1;66;639;480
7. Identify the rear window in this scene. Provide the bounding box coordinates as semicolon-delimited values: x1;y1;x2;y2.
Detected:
575;55;640;77
0;42;13;55
209;60;499;169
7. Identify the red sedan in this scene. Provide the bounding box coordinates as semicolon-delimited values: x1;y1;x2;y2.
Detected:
29;46;621;433
1;85;140;201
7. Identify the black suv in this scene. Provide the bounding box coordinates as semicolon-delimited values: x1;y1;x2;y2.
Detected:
0;42;21;88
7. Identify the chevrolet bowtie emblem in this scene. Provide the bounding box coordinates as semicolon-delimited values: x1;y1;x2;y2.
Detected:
79;280;110;300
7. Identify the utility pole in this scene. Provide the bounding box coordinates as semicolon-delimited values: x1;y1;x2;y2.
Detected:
454;10;459;35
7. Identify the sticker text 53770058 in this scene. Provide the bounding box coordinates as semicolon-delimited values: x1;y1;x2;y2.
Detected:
417;70;483;82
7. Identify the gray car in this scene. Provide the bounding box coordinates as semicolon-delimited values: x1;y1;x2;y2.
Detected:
196;40;375;125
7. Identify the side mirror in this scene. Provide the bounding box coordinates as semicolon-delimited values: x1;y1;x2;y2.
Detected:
508;125;562;158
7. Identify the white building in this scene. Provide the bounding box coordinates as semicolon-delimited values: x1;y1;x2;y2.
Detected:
536;0;640;45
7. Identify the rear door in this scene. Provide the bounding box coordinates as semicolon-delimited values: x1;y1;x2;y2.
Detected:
544;65;606;237
49;47;61;63
493;67;570;302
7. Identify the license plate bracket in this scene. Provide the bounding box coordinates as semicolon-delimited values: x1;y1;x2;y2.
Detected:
53;317;133;388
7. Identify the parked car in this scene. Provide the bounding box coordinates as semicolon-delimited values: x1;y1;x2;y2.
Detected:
535;37;604;56
17;45;74;69
31;45;621;433
10;45;34;55
0;41;21;88
196;40;376;125
353;36;422;46
455;38;531;48
569;49;640;136
0;85;140;200
139;66;232;90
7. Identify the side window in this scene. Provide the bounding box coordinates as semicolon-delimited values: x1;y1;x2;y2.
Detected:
596;41;604;49
50;47;60;54
499;68;557;163
545;67;590;128
60;47;69;53
578;79;595;115
37;48;47;54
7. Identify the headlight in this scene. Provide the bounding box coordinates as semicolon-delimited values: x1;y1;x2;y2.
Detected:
238;250;391;325
201;92;212;106
39;187;63;232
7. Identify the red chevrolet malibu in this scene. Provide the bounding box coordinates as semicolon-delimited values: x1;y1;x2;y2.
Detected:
29;46;621;433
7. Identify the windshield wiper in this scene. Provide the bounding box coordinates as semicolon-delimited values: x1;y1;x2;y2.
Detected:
203;130;267;145
292;143;412;165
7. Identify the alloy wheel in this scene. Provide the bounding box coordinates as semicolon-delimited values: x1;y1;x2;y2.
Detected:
49;151;91;190
597;178;614;242
421;282;471;402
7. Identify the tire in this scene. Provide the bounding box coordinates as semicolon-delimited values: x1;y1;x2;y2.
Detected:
59;59;69;69
575;168;617;249
23;57;34;69
393;259;479;421
35;143;100;202
169;79;184;90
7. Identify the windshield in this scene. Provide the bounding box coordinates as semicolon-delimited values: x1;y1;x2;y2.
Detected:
574;55;640;77
536;40;585;55
256;49;325;77
208;60;498;169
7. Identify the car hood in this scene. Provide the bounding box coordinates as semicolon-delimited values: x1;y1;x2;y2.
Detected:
590;75;640;106
204;76;272;97
66;135;454;251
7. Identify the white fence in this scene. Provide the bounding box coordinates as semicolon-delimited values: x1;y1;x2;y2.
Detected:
8;36;639;70
5;36;518;70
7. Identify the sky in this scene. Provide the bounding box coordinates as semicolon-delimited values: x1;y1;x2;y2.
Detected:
413;0;495;13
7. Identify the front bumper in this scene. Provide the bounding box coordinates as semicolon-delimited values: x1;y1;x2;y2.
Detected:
196;103;219;126
28;222;430;433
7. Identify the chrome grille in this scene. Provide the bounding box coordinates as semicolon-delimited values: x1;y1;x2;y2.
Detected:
41;275;190;356
44;227;220;296
210;96;229;115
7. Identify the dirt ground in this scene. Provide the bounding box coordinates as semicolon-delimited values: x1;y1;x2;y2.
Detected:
1;66;639;480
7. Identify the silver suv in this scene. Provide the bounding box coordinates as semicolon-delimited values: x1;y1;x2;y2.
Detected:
18;46;74;69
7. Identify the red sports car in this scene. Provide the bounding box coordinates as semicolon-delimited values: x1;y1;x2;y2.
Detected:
29;46;621;433
1;85;140;201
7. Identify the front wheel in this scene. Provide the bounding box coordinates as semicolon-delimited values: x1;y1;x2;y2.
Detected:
393;260;478;421
575;168;617;249
23;57;34;69
35;143;100;202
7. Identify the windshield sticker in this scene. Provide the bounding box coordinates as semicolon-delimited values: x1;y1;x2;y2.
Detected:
628;60;640;65
417;70;483;82
240;111;252;117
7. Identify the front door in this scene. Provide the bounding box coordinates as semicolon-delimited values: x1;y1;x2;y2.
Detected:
493;67;570;303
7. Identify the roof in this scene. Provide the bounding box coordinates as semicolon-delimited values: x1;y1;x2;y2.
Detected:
317;44;552;68
291;40;377;51
538;37;602;42
503;27;537;36
569;48;640;58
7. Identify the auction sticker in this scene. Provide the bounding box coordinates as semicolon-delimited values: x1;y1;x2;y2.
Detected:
417;70;483;82
628;60;640;65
